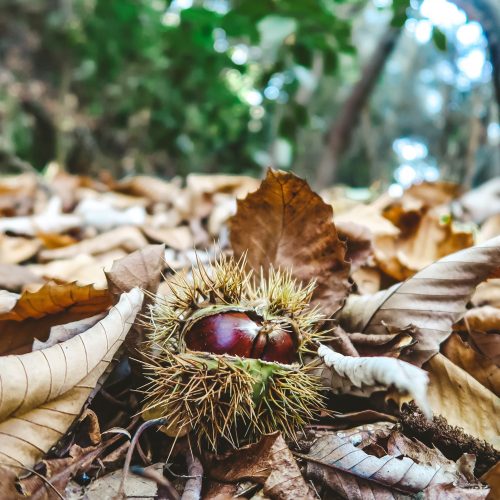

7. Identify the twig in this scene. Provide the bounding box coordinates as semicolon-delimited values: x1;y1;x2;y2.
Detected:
180;450;203;500
118;417;168;498
130;465;180;500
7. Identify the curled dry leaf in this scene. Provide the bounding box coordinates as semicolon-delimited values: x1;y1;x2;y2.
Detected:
209;433;315;500
0;281;112;356
230;169;350;312
300;433;463;499
336;236;500;366
0;288;144;469
456;306;500;366
425;354;500;448
315;344;431;417
335;220;373;271
441;333;500;396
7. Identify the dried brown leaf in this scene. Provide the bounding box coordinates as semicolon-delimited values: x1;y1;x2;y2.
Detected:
0;281;111;355
105;244;165;353
425;354;500;447
482;461;500;499
335;220;373;271
336;236;500;366
301;433;459;498
455;306;500;366
230;169;350;312
209;433;315;500
0;288;143;469
441;333;500;396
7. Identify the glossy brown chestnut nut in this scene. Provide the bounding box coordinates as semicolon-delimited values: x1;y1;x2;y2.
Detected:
184;311;298;363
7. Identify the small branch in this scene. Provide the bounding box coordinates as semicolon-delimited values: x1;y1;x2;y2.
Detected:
118;417;168;498
181;450;203;500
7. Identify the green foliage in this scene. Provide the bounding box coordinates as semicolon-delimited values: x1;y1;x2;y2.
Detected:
13;0;359;175
432;26;447;51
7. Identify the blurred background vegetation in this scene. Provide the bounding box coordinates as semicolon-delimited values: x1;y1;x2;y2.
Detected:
0;0;499;190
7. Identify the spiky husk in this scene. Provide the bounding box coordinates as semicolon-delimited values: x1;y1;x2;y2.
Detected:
141;349;325;451
145;253;326;358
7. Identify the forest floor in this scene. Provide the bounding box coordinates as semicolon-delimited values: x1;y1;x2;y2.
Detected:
0;168;498;499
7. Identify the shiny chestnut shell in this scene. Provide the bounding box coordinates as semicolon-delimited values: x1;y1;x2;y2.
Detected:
184;311;298;364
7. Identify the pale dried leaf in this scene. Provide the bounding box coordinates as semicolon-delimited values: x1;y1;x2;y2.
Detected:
336;236;500;366
442;333;500;396
301;433;458;498
472;280;500;308
116;175;182;204
423;483;489;498
0;288;143;468
387;431;470;480
0;234;41;264
0;264;42;293
457;178;500;224
142;225;193;251
425;354;500;447
32;313;106;351
0;291;20;314
230;169;350;312
478;214;500;243
316;344;430;416
38;226;148;262
76;198;147;232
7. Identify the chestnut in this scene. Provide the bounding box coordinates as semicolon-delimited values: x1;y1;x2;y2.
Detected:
184;311;298;363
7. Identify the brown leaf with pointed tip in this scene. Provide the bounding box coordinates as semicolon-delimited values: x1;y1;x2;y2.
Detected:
441;333;500;396
0;281;112;355
336;236;500;366
106;244;166;353
209;433;314;500
0;288;143;469
229;169;350;312
300;433;460;499
425;354;500;448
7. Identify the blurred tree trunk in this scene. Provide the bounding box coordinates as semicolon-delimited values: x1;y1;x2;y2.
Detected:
316;27;401;187
452;0;500;107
